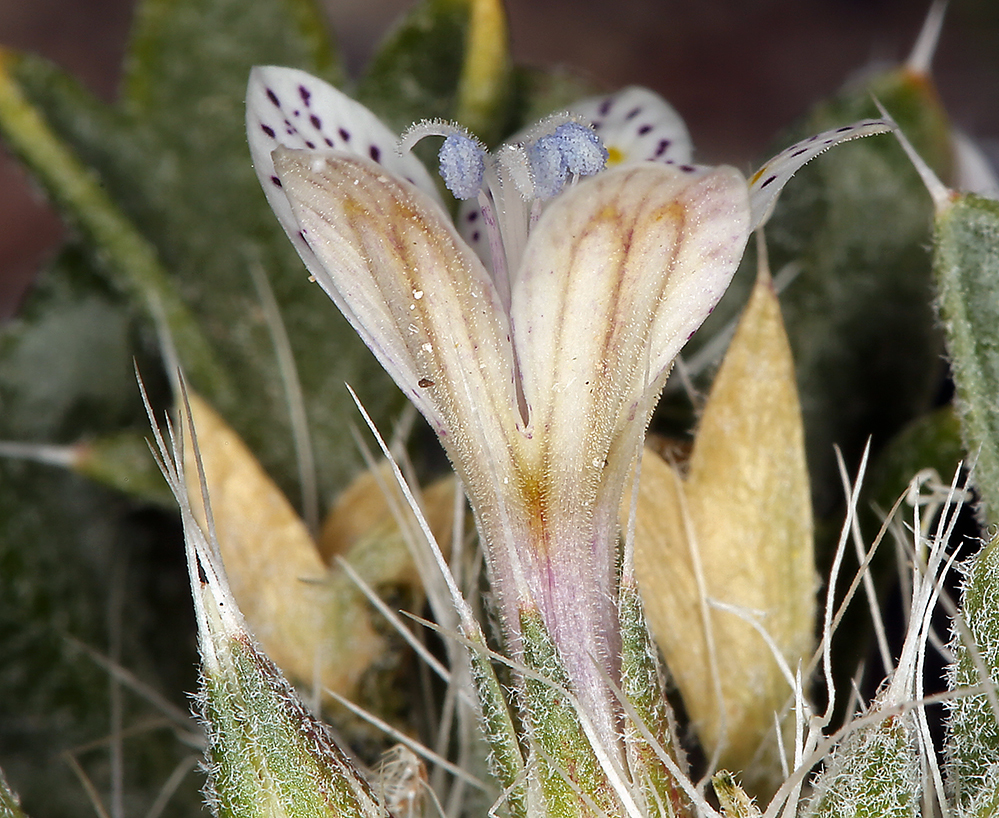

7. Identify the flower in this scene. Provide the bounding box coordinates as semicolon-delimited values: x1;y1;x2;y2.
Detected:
245;66;888;752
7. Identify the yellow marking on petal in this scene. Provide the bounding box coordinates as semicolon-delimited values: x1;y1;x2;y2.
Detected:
606;146;624;166
749;165;768;186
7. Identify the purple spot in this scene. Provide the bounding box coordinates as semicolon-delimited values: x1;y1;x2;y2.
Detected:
760;175;777;188
791;148;807;157
405;177;416;185
638;124;652;135
467;210;479;222
271;175;282;187
292;109;301;118
471;231;481;242
653;138;671;158
266;88;280;106
807;134;820;142
836;125;852;133
338;128;350;142
261;124;276;138
305;140;316;149
310;114;322;129
324;137;334;147
369;145;381;161
299;85;312;105
598;98;613;117
680;164;695;173
626;107;642;120
823;138;834;145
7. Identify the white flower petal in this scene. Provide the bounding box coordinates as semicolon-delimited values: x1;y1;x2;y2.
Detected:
748;118;892;230
573;86;693;166
271;148;519;460
246;67;444;303
513;162;750;486
247;66;440;196
455;197;494;273
455;86;692;267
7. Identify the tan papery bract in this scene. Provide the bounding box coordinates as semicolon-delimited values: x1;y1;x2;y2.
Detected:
319;460;458;582
633;261;814;796
182;394;453;700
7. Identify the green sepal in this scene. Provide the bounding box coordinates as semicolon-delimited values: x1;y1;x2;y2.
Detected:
931;193;999;526
711;772;761;818
618;581;688;818
519;607;617;818
804;713;920;818
463;624;528;818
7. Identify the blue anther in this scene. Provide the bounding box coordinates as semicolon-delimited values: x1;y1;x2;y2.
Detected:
438;133;486;200
555;122;607;177
527;134;568;200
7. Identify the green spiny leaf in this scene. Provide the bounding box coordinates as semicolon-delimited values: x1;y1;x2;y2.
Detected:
0;50;227;394
2;0;398;505
946;535;999;809
932;193;999;526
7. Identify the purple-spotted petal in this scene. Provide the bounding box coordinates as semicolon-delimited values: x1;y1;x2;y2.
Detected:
247;66;439;195
748;118;892;229
246;67;443;291
572;86;693;167
455;199;493;271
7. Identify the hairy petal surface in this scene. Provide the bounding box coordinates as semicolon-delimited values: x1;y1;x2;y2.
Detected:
501;162;750;751
272;149;519;462
514;162;751;493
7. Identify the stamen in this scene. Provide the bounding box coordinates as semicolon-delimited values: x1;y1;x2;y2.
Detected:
439;134;486;200
400;120;487;200
520;121;608;200
554;122;608;177
527;134;568;200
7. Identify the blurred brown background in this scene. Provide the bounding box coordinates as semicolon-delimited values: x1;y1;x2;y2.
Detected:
2;0;997;320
